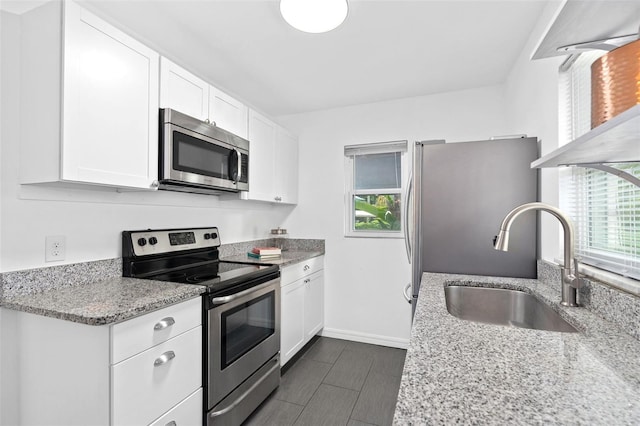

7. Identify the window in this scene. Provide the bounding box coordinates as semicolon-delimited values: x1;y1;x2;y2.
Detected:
344;141;407;237
558;51;640;280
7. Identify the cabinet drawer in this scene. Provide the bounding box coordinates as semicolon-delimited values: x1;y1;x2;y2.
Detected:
281;255;324;286
148;388;202;426
112;326;202;426
112;297;201;363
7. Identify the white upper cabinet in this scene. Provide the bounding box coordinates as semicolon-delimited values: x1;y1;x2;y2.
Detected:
160;57;209;121
241;109;299;204
275;126;299;204
209;86;249;139
244;109;278;202
20;1;159;189
160;58;248;139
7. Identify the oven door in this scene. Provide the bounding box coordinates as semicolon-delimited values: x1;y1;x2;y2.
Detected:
207;278;280;409
162;123;247;191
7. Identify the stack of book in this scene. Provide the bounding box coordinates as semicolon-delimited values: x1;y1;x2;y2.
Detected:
247;246;282;260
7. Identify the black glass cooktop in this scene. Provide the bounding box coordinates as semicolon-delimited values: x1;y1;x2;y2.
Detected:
147;261;278;294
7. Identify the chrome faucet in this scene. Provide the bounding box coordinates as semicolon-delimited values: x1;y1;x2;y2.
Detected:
493;202;583;307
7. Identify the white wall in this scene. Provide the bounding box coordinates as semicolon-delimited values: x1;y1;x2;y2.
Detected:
0;11;21;425
0;11;295;273
279;85;512;346
502;1;565;263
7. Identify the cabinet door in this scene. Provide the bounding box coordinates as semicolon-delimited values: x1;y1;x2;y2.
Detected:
160;57;209;121
209;86;248;139
111;326;202;426
281;280;306;366
275;126;299;204
62;1;159;189
244;109;277;202
304;271;324;341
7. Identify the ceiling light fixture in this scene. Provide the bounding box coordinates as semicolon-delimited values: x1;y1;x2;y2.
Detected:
280;0;349;34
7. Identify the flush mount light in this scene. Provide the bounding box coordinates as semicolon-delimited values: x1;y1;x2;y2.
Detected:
280;0;349;34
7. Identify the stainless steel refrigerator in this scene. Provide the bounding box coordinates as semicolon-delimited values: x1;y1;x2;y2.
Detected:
405;137;539;315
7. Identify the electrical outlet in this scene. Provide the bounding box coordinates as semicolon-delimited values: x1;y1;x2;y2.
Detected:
45;236;66;262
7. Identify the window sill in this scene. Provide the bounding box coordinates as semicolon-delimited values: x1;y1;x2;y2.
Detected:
345;231;404;239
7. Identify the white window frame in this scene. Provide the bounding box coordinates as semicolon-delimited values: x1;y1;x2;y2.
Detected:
344;141;408;238
558;51;640;282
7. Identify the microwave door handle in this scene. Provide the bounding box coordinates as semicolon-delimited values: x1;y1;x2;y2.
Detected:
235;149;242;181
229;149;239;183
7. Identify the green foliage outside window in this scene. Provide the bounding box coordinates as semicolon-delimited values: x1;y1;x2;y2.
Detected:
354;194;401;230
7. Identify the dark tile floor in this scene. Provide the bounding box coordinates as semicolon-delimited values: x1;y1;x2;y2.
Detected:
244;337;407;426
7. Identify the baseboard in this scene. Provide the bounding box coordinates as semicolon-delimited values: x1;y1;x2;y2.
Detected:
320;327;409;349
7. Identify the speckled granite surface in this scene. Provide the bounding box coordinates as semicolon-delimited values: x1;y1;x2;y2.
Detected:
2;258;121;296
2;277;205;325
538;260;640;341
222;250;324;267
394;272;640;424
219;238;324;258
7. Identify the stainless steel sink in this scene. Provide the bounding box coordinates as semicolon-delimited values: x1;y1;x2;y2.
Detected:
444;285;578;333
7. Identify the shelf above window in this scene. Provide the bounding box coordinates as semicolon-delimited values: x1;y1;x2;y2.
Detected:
531;104;640;168
531;0;640;60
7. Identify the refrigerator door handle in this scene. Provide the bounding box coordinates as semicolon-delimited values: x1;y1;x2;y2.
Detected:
403;283;412;303
403;169;413;263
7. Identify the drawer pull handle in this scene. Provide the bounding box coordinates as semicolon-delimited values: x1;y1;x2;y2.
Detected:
154;350;176;367
303;265;310;271
304;278;310;284
154;317;176;331
166;422;177;426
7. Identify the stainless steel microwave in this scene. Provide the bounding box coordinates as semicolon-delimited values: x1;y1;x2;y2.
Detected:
158;108;249;194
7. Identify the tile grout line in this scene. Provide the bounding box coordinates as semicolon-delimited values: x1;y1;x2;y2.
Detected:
346;353;374;426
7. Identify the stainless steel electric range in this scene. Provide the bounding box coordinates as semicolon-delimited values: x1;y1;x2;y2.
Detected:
122;227;281;426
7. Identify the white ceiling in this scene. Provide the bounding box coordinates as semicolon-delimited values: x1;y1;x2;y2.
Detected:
5;0;552;117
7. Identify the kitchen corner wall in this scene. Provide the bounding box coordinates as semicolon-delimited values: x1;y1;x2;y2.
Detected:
278;85;513;346
503;1;566;264
0;11;294;273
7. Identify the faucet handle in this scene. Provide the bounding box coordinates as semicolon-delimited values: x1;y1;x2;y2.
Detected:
570;257;585;289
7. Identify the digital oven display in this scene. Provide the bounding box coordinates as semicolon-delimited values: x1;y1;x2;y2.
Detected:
169;231;196;246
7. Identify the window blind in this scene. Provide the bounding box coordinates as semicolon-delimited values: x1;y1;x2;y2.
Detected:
558;52;640;280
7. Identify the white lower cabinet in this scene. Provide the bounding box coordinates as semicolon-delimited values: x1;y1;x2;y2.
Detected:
280;256;325;366
111;326;202;425
12;297;202;426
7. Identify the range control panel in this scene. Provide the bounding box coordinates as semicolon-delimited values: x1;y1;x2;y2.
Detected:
124;227;221;257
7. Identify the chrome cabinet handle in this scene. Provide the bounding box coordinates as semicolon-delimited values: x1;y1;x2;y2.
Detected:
166;421;177;426
274;196;282;202
154;317;176;331
303;265;310;271
154;350;176;367
403;283;412;304
150;180;160;189
304;278;310;284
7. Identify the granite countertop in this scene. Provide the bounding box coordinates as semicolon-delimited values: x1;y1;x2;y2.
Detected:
222;250;324;267
394;273;640;424
2;277;206;326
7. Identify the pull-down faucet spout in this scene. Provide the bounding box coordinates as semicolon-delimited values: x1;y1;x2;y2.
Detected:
494;202;583;307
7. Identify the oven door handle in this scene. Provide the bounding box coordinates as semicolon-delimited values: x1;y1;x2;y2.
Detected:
209;357;280;418
209;280;275;305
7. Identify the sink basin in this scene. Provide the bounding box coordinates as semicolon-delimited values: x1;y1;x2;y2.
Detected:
444;285;577;333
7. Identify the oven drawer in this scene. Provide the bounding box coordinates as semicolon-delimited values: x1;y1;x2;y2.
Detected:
149;388;202;426
111;297;201;363
111;326;202;426
280;255;324;286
